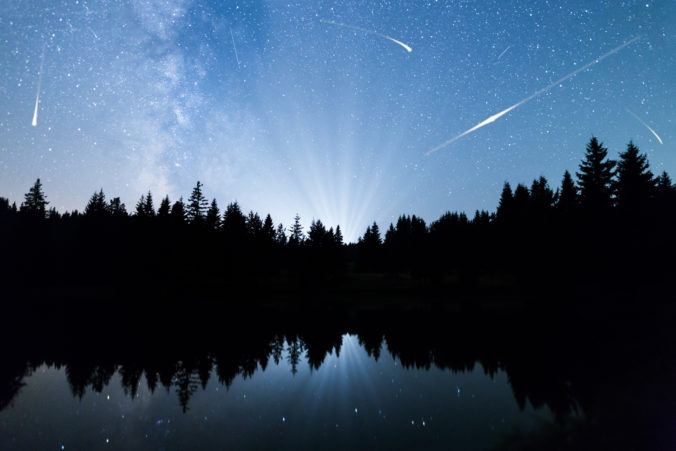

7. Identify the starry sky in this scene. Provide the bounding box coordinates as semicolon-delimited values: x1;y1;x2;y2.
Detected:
1;1;674;241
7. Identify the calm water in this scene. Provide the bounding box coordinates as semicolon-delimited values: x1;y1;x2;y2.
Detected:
1;334;552;450
2;304;675;450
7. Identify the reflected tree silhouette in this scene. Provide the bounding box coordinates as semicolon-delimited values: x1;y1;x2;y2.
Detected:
1;305;674;433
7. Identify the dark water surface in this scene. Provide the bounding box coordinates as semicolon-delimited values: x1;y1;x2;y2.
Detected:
0;335;552;450
1;300;674;450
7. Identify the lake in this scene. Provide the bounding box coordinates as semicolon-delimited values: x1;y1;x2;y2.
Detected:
0;301;674;449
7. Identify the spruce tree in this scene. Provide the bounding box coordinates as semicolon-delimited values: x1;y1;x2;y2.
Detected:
334;225;344;246
158;196;171;218
246;211;263;239
614;141;655;213
369;222;382;246
222;202;247;238
308;219;327;247
275;223;287;246
496;182;514;223
186;181;208;223
655;171;676;217
108;197;127;216
206;199;221;230
85;190;108;216
135;191;155;217
289;214;304;245
144;191;155;217
556;170;578;215
170;197;186;223
262;214;275;243
576;137;616;214
21;178;49;218
513;184;530;220
530;177;556;211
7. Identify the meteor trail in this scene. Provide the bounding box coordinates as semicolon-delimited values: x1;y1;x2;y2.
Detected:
497;46;511;60
426;35;641;156
320;19;412;53
626;109;663;145
32;42;46;127
230;28;240;68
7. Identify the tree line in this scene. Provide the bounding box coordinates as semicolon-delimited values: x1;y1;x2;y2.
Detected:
1;136;675;294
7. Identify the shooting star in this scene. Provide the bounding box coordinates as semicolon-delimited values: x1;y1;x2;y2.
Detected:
626;109;663;145
426;35;641;156
32;42;46;127
497;45;511;61
320;19;412;53
230;28;240;68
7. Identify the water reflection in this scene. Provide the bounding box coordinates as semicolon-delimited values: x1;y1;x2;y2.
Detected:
1;306;675;449
2;335;554;451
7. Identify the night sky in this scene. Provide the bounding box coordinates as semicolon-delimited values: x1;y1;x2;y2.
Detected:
1;1;674;241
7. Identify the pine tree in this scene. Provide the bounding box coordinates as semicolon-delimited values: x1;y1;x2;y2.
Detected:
158;196;171;218
326;227;336;246
275;223;287;246
384;224;395;247
170;197;186;223
85;189;108;216
576;137;616;214
47;207;60;220
289;214;304;245
144;191;155;217
135;191;155;217
108;197;127;216
307;219;327;247
186;181;209;223
655;171;676;216
655;172;675;199
530;176;556;210
246;211;263;239
334;225;344;246
513;184;530;220
614;141;655;213
556;170;578;215
369;222;382;246
206;199;221;230
222;202;247;238
496;182;514;223
21;178;49;218
262;214;275;243
135;194;146;216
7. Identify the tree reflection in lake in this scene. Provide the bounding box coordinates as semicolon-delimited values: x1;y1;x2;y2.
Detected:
1;302;675;450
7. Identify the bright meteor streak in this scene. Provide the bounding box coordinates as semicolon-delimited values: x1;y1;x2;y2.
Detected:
626;109;663;145
320;19;412;53
497;46;511;61
426;35;641;156
230;28;241;68
32;42;46;127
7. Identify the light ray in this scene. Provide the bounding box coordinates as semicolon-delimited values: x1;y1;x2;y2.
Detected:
32;42;47;127
426;35;641;156
320;19;412;53
626;108;663;145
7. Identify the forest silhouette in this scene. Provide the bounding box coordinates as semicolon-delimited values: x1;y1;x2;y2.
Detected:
2;137;676;450
1;136;675;300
